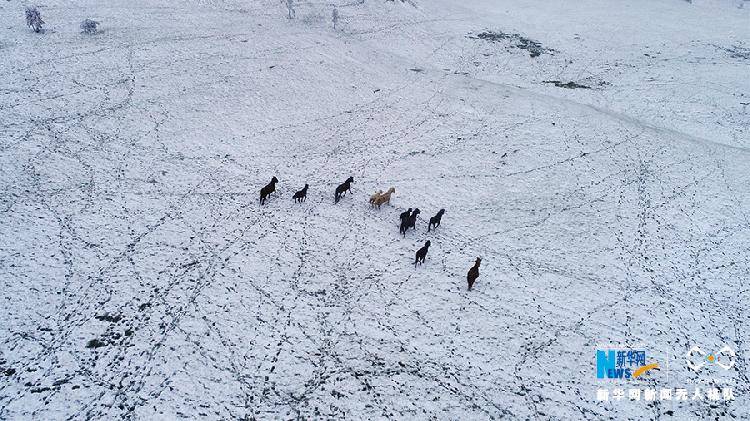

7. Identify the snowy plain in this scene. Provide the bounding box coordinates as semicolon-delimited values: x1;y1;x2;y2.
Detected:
1;0;749;419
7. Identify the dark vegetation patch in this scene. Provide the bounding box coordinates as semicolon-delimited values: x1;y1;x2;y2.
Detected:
469;31;554;58
86;338;107;349
543;80;591;89
95;313;122;323
723;44;750;60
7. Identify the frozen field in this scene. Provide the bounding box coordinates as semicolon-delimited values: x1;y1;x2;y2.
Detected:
1;0;749;419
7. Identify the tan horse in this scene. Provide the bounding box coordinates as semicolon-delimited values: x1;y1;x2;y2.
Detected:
369;190;383;207
372;187;395;209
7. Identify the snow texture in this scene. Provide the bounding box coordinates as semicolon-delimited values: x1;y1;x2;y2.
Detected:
1;0;749;419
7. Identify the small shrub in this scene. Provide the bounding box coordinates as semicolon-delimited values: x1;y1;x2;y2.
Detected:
80;19;100;35
25;6;44;33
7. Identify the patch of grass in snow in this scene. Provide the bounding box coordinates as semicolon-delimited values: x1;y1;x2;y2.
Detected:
542;80;591;89
469;30;554;58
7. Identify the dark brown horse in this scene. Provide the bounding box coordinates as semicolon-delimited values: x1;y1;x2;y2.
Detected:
467;257;481;290
260;176;278;205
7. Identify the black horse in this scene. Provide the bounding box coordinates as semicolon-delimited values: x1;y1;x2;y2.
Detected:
293;184;308;203
334;177;354;203
260;176;278;205
400;208;420;237
399;208;412;225
414;241;431;267
427;209;445;232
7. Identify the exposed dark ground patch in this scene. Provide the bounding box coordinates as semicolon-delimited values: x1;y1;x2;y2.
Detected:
543;80;591;89
95;313;122;323
85;338;107;349
469;30;554;57
722;44;750;60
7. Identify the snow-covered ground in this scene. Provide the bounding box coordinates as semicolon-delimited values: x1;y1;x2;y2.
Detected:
1;0;749;419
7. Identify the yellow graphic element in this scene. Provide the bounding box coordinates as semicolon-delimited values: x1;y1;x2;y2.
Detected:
707;354;715;362
632;363;659;379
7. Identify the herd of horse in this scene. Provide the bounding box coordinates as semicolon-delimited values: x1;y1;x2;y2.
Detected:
259;176;481;290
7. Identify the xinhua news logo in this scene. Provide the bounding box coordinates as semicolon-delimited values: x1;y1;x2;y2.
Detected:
596;349;659;380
